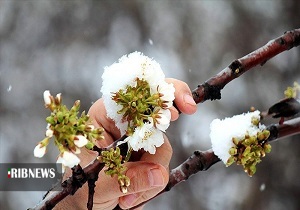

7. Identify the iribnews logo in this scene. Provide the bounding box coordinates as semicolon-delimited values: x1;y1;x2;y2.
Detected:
7;168;56;179
0;163;62;191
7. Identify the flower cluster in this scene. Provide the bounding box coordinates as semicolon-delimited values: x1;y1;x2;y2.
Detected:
101;52;175;154
101;147;130;193
284;81;300;98
210;110;272;176
34;91;104;171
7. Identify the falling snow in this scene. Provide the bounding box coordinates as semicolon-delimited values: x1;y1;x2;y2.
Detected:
148;39;153;45
260;183;266;191
7;85;12;92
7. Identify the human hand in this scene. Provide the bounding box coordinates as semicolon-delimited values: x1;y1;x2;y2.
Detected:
55;78;197;210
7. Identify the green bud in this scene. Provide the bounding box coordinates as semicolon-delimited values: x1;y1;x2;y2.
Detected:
257;132;265;141
226;156;235;166
229;147;237;155
264;143;272;153
85;141;94;150
251;117;260;126
243;146;251;156
263;130;270;139
46;116;55;124
57;111;64;123
232;137;239;146
249;164;257;176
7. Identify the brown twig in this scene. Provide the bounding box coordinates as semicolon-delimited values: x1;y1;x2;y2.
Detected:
192;28;300;103
30;159;105;210
30;135;130;210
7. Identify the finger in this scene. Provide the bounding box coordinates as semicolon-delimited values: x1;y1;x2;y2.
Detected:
139;134;172;168
169;106;179;121
94;135;171;208
88;98;121;143
166;78;197;115
119;135;172;209
118;162;168;209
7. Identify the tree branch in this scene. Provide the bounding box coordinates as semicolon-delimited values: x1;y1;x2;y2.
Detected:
31;28;300;210
193;28;300;103
128;116;300;210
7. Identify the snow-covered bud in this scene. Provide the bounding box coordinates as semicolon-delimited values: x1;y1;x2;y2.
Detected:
210;110;264;164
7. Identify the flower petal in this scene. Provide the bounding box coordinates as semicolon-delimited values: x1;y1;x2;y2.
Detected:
61;151;80;168
33;143;46;158
74;135;88;148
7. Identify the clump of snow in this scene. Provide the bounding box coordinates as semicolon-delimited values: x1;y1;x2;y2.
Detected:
210;110;265;164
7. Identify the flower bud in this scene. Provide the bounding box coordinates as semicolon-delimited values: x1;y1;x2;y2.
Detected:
43;90;51;105
34;143;47;158
45;129;54;138
55;93;62;104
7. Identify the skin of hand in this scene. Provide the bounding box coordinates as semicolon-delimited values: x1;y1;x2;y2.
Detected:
55;78;197;210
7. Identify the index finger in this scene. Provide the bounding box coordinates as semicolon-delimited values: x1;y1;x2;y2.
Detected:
166;78;197;115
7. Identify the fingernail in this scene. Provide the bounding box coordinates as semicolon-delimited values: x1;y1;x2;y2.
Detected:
184;94;196;106
124;193;138;206
149;168;164;187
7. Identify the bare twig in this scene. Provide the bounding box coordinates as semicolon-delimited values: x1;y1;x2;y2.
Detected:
193;28;300;103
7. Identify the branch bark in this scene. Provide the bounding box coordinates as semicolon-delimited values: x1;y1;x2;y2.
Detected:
193;28;300;103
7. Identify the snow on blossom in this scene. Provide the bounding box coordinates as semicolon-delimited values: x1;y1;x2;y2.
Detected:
100;52;174;154
210;110;265;164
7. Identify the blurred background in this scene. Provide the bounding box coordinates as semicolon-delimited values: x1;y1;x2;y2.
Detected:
0;1;300;209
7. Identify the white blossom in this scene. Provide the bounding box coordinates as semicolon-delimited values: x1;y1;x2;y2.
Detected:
150;108;171;132
74;135;88;148
57;151;80;169
210;110;265;164
126;122;164;154
43;90;51;105
156;82;175;108
34;143;47;158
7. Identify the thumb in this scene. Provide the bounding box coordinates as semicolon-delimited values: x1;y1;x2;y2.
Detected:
118;162;169;209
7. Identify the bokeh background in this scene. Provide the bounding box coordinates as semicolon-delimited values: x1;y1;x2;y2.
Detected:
1;1;300;209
